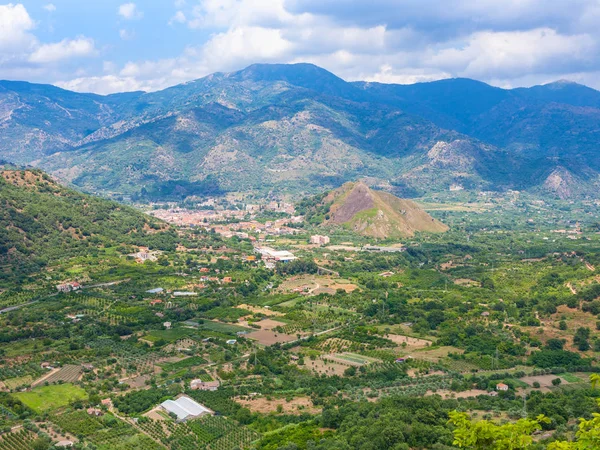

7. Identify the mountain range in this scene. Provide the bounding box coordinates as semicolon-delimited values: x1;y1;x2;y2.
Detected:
1;63;600;199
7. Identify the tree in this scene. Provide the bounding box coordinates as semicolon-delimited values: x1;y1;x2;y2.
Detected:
448;410;549;449
552;378;562;386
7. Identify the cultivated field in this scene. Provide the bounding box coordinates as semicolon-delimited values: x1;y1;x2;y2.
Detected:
246;330;297;345
14;384;88;412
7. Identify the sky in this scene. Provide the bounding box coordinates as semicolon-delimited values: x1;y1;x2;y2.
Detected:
1;0;600;94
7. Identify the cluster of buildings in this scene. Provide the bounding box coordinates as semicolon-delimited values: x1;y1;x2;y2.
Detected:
56;281;81;293
128;249;159;263
255;246;297;269
190;379;220;391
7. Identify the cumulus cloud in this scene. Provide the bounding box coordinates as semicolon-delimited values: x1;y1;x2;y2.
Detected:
0;3;36;55
15;0;600;93
169;10;187;25
29;37;96;64
118;3;142;20
56;75;146;95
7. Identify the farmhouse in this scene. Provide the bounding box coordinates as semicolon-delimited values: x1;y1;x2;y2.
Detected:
87;408;103;416
160;395;212;422
190;379;220;391
496;383;509;391
56;282;81;293
310;235;330;245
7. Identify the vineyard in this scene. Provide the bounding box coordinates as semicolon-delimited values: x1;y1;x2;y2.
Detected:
0;429;36;450
51;410;165;450
32;364;82;386
0;291;42;309
137;415;259;450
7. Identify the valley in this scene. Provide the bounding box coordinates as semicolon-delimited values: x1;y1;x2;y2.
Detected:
2;169;600;449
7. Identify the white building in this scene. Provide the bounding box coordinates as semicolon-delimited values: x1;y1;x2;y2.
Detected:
310;235;330;245
160;396;212;422
255;247;297;263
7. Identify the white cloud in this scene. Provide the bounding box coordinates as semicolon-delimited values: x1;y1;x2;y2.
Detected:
119;29;135;40
43;3;56;12
0;3;36;54
29;37;96;63
118;3;142;20
202;27;292;69
56;75;146;95
428;28;596;79
169;11;186;25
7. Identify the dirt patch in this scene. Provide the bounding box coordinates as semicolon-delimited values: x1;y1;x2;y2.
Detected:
246;330;296;345
425;389;489;399
235;396;320;415
385;334;432;349
454;278;481;287
254;319;288;330
520;375;571;388
305;358;348;376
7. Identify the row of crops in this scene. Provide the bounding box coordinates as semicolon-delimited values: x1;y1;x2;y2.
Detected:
50;410;165;450
137;415;258;450
0;429;36;450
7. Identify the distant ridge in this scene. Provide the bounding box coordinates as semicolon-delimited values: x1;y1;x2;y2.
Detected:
2;62;600;199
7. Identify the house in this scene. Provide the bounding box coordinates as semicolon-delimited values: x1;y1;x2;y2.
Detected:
200;267;210;273
55;441;74;448
226;339;237;345
56;282;80;293
87;408;103;416
163;322;172;330
481;311;490;317
379;271;395;277
488;391;499;397
310;235;330;246
160;395;213;422
222;277;232;283
41;362;52;369
101;398;112;407
82;364;94;371
190;379;220;391
496;383;509;392
150;299;163;306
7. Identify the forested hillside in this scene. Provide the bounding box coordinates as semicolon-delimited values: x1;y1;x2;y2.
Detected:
0;169;177;281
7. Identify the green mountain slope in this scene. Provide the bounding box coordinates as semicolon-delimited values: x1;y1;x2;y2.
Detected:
0;169;176;280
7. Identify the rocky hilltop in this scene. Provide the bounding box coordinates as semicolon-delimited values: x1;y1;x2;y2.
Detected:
322;182;448;238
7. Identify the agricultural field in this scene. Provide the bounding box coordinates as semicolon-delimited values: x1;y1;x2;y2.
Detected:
0;429;37;450
32;364;82;387
14;384;88;412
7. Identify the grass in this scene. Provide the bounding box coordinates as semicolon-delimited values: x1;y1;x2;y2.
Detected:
3;375;33;389
200;321;249;334
562;373;584;383
143;328;195;343
14;383;88;412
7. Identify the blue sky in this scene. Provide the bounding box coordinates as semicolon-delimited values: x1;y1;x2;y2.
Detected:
2;1;600;94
